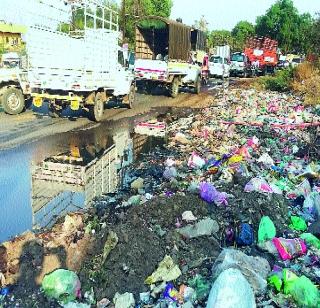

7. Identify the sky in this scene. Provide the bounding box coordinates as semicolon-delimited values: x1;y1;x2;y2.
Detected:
0;0;318;31
170;0;320;30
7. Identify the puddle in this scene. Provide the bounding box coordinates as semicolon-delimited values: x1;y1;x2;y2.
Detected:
0;115;168;243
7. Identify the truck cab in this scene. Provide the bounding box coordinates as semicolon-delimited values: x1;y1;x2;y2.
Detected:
0;52;29;114
230;52;250;77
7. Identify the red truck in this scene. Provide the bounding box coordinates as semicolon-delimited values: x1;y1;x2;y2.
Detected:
244;37;278;76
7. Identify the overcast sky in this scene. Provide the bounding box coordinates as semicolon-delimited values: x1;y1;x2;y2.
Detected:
170;0;319;30
0;0;318;31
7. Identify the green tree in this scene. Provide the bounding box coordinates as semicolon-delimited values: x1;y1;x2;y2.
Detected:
310;13;320;55
208;30;233;48
231;20;255;50
255;0;313;53
121;0;173;46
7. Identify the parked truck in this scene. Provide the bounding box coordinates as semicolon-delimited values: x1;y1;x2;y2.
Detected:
230;37;278;77
209;45;231;78
134;16;205;98
0;52;30;114
25;0;134;122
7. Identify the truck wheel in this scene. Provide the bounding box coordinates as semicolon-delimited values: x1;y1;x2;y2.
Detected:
1;87;25;115
194;76;201;94
170;77;179;98
88;92;104;122
127;84;135;109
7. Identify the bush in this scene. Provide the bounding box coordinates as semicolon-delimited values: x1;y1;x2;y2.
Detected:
257;68;294;92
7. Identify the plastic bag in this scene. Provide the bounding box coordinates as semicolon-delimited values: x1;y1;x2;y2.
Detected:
42;269;81;304
272;238;307;260
145;255;181;285
206;268;256;308
244;178;273;194
163;167;177;180
188;274;210;301
188;152;205;169
300;233;320;249
289;216;307;231
258;216;276;243
212;249;270;294
236;223;254;246
199;182;228;206
283;270;320;307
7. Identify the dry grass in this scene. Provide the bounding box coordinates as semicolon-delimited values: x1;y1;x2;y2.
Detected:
292;62;320;105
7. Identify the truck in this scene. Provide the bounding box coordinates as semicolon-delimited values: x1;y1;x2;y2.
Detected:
134;16;205;98
25;0;135;122
209;45;231;78
230;37;278;77
0;52;30;114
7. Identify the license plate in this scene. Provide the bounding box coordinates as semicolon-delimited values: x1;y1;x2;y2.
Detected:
33;97;42;107
70;100;80;111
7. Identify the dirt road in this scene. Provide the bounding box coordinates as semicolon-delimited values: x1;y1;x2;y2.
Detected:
0;81;224;150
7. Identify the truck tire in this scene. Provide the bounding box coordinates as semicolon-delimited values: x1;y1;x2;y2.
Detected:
194;76;201;94
88;92;104;122
127;83;135;109
169;77;179;98
1;87;25;115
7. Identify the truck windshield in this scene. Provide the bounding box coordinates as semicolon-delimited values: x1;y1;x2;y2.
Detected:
231;54;244;62
210;56;222;63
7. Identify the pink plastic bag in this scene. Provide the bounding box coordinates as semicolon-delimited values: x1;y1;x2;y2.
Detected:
244;178;273;193
272;238;307;261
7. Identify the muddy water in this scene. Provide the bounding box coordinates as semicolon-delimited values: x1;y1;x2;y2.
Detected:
0;109;169;244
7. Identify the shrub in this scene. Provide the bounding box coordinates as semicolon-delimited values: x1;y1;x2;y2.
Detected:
257;68;294;92
292;62;320;105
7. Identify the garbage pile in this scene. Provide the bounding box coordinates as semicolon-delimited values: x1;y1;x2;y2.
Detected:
1;89;320;307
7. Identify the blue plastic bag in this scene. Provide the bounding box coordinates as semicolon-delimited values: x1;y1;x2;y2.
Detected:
236;223;254;246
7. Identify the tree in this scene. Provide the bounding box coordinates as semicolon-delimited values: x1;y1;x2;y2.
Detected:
194;15;209;32
208;30;233;48
310;13;320;55
231;21;255;50
121;0;173;45
255;0;313;54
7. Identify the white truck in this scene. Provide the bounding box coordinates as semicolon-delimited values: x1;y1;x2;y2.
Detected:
25;0;135;122
209;45;231;78
0;52;30;114
134;17;205;98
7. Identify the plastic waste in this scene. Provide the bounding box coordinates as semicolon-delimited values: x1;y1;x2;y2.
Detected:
283;269;320;307
257;153;274;166
267;265;283;292
41;269;81;304
272;238;307;260
212;249;270;294
103;231;118;263
178;285;195;303
289;216;307;231
300;233;320;249
228;155;243;165
244;178;273;194
163;283;180;302
258;216;276;243
127;195;141;206
145;255;181;285
177;218;219;239
113;292;135;308
199;182;228;206
188;152;205;169
188;275;210;301
163;167;177;180
63;302;90;308
236;223;254;246
206;268;256;308
181;211;197;222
